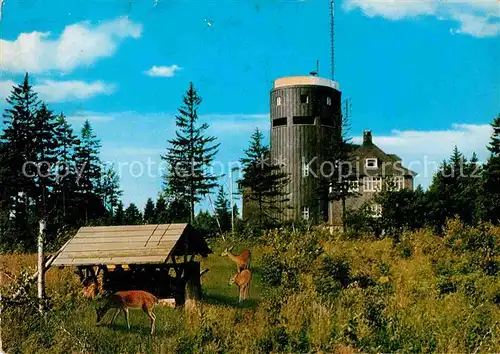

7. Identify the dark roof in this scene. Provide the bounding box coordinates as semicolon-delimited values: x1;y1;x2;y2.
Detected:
350;141;417;177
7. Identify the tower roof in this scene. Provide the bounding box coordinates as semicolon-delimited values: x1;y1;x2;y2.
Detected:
273;76;340;90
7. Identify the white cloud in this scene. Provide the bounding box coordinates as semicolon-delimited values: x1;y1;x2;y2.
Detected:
35;80;115;102
344;0;500;37
0;79;16;100
66;111;116;123
145;65;182;77
0;79;115;103
353;123;493;188
0;16;142;74
345;0;437;20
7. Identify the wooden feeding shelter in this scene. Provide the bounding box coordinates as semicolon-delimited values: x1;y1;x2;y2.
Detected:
52;223;212;306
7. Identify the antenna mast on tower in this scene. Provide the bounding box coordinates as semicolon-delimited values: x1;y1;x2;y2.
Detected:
330;0;335;80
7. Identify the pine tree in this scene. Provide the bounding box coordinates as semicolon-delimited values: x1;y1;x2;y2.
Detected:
214;186;232;232
233;204;240;219
162;82;220;223
427;146;480;230
31;103;59;216
0;74;40;248
193;210;218;238
124;203;142;225
1;74;40;217
98;165;122;218
74;120;104;223
154;195;168;223
165;195;190;223
483;114;500;223
143;198;156;224
53;113;80;223
114;201;125;225
239;128;289;227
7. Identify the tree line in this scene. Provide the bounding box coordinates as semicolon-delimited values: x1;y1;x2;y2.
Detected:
0;75;276;251
0;74;123;250
2;73;497;251
351;116;500;237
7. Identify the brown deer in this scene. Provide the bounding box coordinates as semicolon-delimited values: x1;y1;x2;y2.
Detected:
96;290;158;334
229;269;252;303
221;246;251;273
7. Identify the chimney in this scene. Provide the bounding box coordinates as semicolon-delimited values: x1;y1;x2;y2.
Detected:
363;130;373;146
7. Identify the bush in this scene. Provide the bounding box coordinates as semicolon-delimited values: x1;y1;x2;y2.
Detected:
260;254;283;287
314;256;351;300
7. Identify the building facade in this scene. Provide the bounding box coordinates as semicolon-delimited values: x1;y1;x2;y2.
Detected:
329;130;416;225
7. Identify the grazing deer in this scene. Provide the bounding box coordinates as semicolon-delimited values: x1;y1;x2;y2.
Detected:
221;246;251;273
96;290;158;334
229;269;252;303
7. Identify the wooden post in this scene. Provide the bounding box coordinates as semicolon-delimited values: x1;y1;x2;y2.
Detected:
186;263;201;299
185;262;201;313
0;269;5;354
229;167;234;237
38;219;46;313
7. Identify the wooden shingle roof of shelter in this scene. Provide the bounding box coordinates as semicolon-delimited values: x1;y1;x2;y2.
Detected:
52;223;212;267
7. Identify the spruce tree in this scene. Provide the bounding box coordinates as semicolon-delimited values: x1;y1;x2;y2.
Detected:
53;113;80;223
98;165;122;219
114;201;125;225
74;120;104;223
239;128;289;227
483;114;500;223
1;74;40;248
214;186;232;232
1;74;40;219
162;82;220;223
31;103;59;216
427;146;481;230
124;203;143;225
154;195;168;223
143;198;156;224
232;204;240;219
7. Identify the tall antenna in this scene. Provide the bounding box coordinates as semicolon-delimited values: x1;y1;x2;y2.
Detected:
330;0;335;80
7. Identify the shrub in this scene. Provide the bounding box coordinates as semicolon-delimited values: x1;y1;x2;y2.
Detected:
314;256;351;300
260;253;283;287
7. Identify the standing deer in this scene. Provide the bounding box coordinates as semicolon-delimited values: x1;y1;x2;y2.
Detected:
229;269;252;303
221;246;251;273
96;290;158;334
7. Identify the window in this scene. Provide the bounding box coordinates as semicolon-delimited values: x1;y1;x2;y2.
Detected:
365;158;378;169
272;117;287;127
302;206;310;220
320;117;334;127
326;96;332;106
389;176;405;191
300;94;309;104
363;176;382;192
276;96;282;106
302;161;310;177
293;116;314;125
370;204;382;218
348;180;360;193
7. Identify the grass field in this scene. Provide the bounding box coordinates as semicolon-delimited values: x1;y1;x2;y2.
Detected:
2;225;500;353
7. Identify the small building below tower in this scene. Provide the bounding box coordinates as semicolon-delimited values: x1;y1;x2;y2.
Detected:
329;130;417;225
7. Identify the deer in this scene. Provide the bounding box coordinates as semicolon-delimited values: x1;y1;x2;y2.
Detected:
229;269;252;303
96;290;158;335
221;246;251;273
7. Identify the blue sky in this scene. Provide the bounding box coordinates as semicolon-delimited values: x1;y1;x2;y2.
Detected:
1;0;499;213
